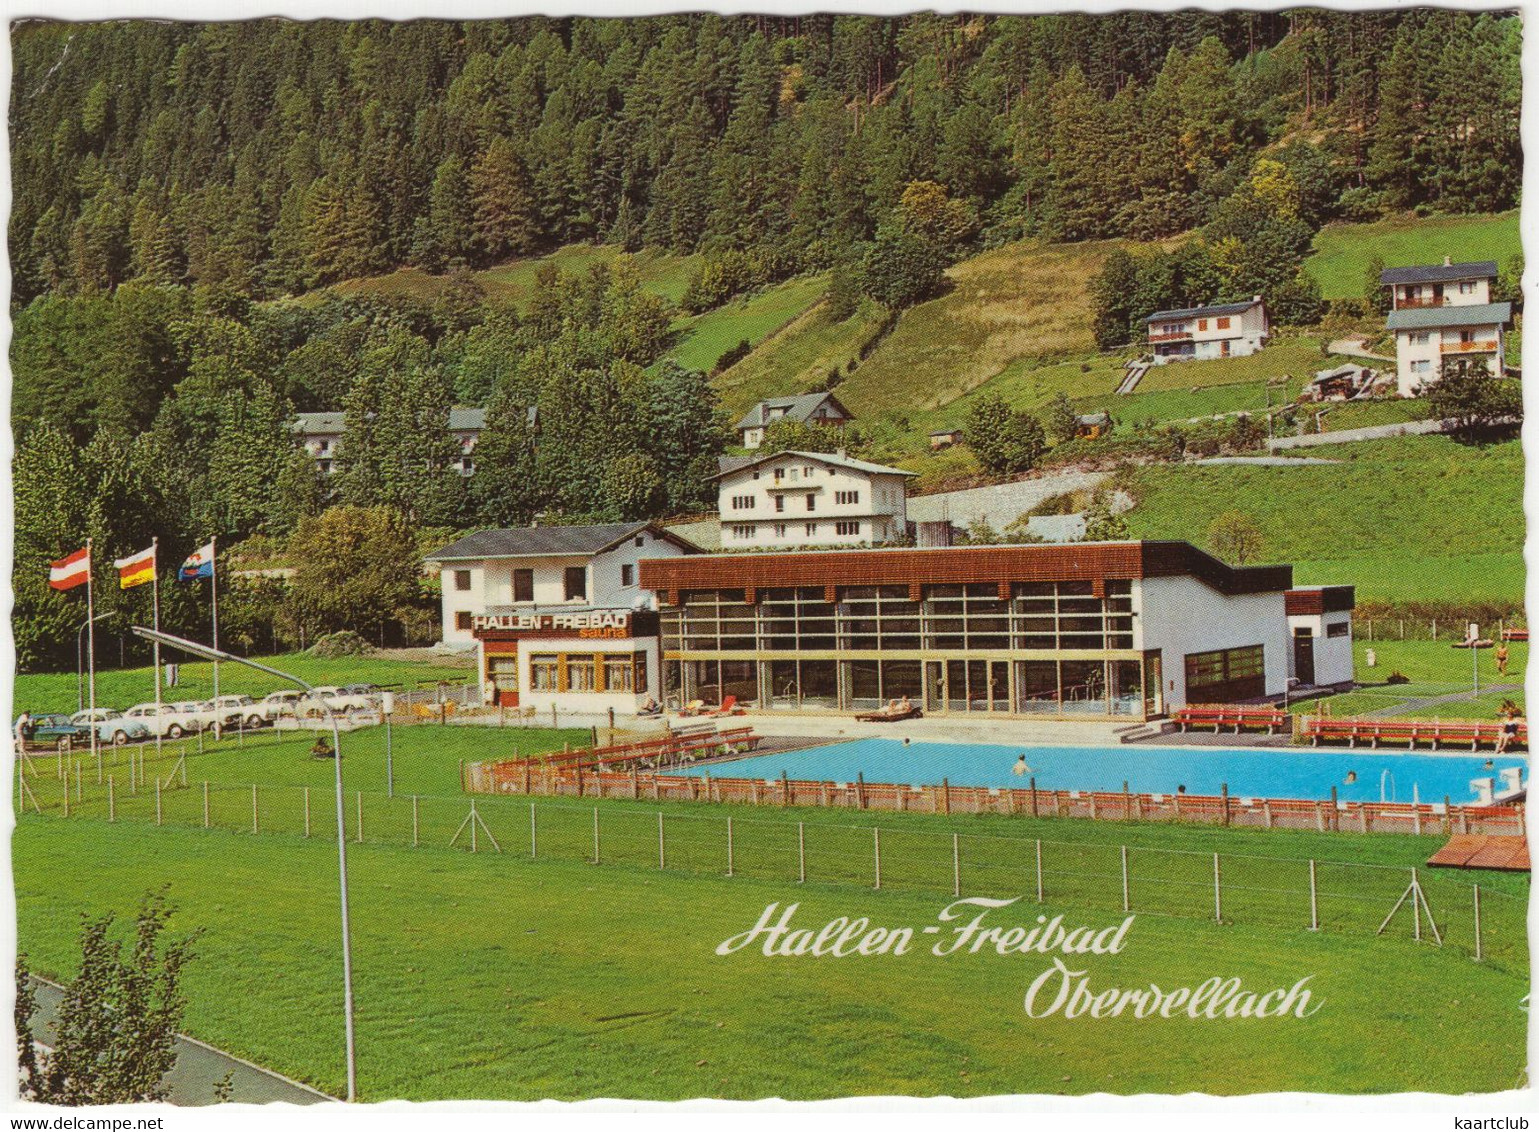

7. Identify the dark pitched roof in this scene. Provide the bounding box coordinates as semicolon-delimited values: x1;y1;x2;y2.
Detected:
293;408;487;435
1144;299;1262;324
1380;261;1498;286
1385;302;1511;331
425;522;698;561
734;392;852;432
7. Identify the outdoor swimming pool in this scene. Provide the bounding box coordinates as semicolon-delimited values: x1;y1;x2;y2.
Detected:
669;738;1528;805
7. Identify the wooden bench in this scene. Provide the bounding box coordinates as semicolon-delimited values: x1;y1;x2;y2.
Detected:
1175;704;1291;735
1302;717;1527;750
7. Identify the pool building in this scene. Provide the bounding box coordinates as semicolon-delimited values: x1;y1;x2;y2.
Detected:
639;542;1354;721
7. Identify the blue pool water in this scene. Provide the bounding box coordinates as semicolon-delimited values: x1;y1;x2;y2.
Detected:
669;738;1527;805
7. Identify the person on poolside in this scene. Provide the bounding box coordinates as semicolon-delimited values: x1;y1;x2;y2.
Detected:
1013;755;1029;777
898;694;912;713
1496;706;1522;754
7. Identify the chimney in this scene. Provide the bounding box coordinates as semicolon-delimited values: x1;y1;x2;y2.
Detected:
1444;255;1453;267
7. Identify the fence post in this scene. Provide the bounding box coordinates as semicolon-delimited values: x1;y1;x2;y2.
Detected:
798;821;806;883
952;832;961;897
781;770;789;807
1308;859;1319;931
304;787;311;838
1123;780;1131;820
593;807;601;865
942;777;951;815
108;775;115;822
1120;845;1130;911
252;783;258;834
412;795;419;847
1213;853;1222;922
857;772;866;810
1029;775;1038;818
155;777;162;826
1221;783;1230;827
726;815;734;877
203;781;209;828
530;802;537;858
1472;884;1483;961
873;826;881;889
658;811;666;871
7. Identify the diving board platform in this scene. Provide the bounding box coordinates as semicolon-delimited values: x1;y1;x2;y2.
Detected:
1426;834;1530;872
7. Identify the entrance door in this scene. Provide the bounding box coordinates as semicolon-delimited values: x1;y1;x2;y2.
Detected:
924;662;945;713
487;655;519;707
1294;629;1315;687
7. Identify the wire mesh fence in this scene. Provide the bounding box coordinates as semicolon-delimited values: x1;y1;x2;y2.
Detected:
18;763;1527;973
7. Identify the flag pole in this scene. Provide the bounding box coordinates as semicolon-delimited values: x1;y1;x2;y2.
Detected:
86;538;97;772
152;537;162;766
211;536;219;702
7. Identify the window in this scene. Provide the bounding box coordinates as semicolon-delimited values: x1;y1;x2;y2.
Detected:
731;524;757;540
1184;645;1266;700
835;521;861;536
775;495;785;513
604;655;636;692
835;490;860;505
1216;316;1231;330
513;569;534;602
530;655;559;692
773;523;787;537
1410;359;1432;375
635;536;645;547
621;564;635;587
455;611;473;631
731;495;754;510
453;569;472;591
805;523;818;536
1197;318;1208;331
564;567;587;601
1326;621;1350;639
566;654;597;692
804;466;816;477
773;467;784;482
805;493;816;511
1409;332;1430;345
1459;280;1476;295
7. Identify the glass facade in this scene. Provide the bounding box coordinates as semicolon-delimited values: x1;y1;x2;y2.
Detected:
660;580;1156;718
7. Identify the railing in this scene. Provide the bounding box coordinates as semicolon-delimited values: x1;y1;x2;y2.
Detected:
1441;339;1500;354
1395;297;1449;310
474;762;1528;839
1147;331;1193;344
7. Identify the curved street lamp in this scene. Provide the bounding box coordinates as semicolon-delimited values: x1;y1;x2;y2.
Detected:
131;626;357;1102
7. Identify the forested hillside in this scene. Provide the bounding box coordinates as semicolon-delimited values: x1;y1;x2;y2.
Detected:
8;11;1522;669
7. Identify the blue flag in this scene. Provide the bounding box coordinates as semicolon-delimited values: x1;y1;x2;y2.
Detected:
179;541;215;581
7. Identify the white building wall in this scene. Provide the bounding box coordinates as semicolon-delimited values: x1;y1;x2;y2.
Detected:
1286;612;1354;688
1134;575;1290;709
1395;322;1504;396
513;636;662;716
1394;278;1493;308
719;458;910;549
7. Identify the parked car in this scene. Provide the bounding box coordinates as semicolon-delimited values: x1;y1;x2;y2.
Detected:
17;713;91;749
309;686;379;715
259;690;309;722
169;700;221;735
124;702;193;739
204;695;266;730
69;709;152;746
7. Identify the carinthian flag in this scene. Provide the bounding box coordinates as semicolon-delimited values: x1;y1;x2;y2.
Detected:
179;542;215;581
49;547;91;591
113;545;156;589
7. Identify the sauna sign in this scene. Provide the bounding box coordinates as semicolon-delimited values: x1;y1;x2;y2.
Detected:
472;611;633;638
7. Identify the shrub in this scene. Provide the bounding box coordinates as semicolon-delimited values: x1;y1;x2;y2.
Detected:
310;629;374;658
713;338;753;374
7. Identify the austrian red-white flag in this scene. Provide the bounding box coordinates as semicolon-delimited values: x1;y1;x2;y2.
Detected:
49;546;91;591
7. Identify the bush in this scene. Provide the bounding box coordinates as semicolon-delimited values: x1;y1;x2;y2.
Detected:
859;232;948;309
713;338;753;374
310;629;374;658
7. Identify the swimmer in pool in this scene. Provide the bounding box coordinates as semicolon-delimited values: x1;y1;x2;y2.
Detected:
1177;785;1186;794
1345;771;1357;784
902;737;911;746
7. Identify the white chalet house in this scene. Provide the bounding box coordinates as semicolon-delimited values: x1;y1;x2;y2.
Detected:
734;392;853;449
1380;259;1511;397
1144;297;1268;364
292;408;487;475
715;450;914;549
425;522;700;714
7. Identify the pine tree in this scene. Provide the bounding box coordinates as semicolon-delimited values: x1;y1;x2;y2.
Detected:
469;136;537;263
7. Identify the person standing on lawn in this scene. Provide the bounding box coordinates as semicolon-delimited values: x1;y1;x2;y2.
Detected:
1495;642;1510;677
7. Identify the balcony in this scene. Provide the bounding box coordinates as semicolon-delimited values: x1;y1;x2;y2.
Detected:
1395;296;1448;310
1147;331;1193;344
1441;339;1500;354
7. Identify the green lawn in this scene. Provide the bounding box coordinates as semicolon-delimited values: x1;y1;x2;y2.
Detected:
714;299;892;418
1122;434;1524;605
1295;639;1526;720
14;812;1527;1100
1305;211;1521;300
667;274;829;376
15;651;476;717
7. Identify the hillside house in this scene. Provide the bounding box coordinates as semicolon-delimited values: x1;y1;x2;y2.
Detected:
1380;259;1511;397
715;449;914;550
292;408;487;475
1075;411;1114;439
1144;298;1268;364
928;429;964;450
735;392;853;449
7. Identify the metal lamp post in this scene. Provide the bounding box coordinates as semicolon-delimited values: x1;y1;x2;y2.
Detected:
131;627;358;1102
